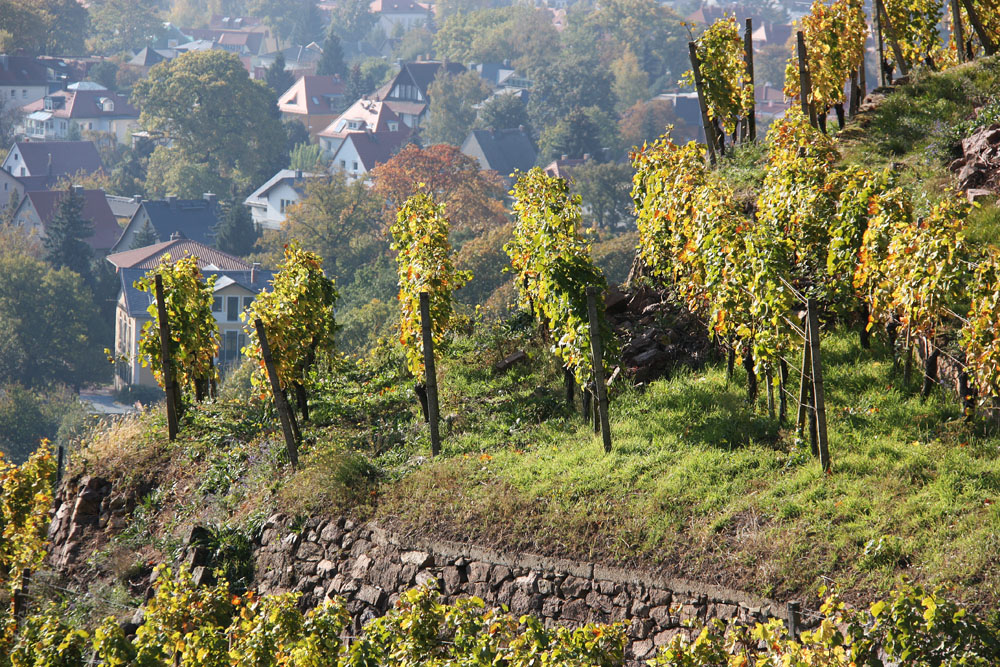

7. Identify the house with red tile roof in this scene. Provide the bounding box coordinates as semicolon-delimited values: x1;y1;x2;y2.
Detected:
318;99;412;177
11;186;122;252
278;75;347;140
20;83;139;144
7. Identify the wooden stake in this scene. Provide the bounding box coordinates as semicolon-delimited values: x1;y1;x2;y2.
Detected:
154;274;179;441
779;359;788;423
797;315;812;436
951;0;966;62
564;368;575;409
875;0;910;76
806;299;830;473
874;3;888;86
787;601;801;640
254;318;299;468
419;292;442;457
766;366;775;419
689;41;719;165
744;18;756;142
586;287;612;453
960;0;997;55
796;31;817;127
56;444;64;487
849;69;861;117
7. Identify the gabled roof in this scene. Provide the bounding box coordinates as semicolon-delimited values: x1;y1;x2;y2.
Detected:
0;55;51;86
461;128;537;180
543;156;590;180
21;89;139;120
278;75;346;116
20;188;122;250
334;131;410;172
318;98;405;138
399;61;466;96
107;238;250;271
106;195;143;220
244;169;324;208
9;141;103;178
370;0;431;13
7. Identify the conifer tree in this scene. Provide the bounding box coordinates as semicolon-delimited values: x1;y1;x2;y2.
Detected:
213;200;258;257
130;220;159;249
317;32;348;79
44;187;93;283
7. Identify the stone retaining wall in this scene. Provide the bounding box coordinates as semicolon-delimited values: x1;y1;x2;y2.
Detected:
253;514;782;664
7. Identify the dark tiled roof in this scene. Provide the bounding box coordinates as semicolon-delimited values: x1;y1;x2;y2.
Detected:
107;238;249;271
343;131;411;171
106;195;142;219
402;61;466;95
0;56;50;85
13;141;103;178
118;267;275;317
463;128;537;179
23;189;122;250
21;89;139;119
140;199;219;247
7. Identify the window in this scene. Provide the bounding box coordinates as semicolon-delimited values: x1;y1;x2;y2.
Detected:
21;89;27;99
352;161;358;171
9;90;13;98
340;160;346;168
279;198;294;213
88;122;93;130
388;121;398;132
226;296;239;321
243;296;254;310
212;297;222;312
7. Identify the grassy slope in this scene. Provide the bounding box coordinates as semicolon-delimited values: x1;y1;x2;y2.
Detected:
73;57;1000;617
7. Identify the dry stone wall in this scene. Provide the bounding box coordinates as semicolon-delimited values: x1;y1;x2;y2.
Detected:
253;514;783;664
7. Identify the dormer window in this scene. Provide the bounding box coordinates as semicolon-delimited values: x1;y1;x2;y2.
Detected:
99;97;114;112
347;119;363;130
388;121;398;131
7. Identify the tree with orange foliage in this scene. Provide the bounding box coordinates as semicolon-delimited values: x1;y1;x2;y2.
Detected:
369;144;508;241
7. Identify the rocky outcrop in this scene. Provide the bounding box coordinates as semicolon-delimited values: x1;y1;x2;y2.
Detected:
253;515;781;664
48;475;115;571
950;123;1000;198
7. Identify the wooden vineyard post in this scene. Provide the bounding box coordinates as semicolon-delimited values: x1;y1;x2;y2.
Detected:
688;41;719;165
154;274;179;441
56;444;64;488
419;292;442;457
744;18;757;142
254;318;299;468
586;287;612;453
766;367;775;419
796;31;818;128
874;3;888;86
786;601;801;640
951;0;966;62
796;311;812;437
875;0;910;76
564;368;575;409
806;299;831;473
960;0;997;55
778;359;788;423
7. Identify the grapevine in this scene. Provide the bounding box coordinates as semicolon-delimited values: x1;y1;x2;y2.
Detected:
681;17;754;138
882;0;945;67
390;190;470;378
242;241;339;413
961;248;1000;401
507;168;613;385
135;254;219;399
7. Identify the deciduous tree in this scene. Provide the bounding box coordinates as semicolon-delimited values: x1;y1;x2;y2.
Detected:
422;70;492;146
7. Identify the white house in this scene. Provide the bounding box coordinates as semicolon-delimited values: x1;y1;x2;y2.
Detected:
317;99;411;176
244;169;324;231
105;239;273;389
1;140;103;180
369;0;433;34
0;55;56;108
20;82;140;144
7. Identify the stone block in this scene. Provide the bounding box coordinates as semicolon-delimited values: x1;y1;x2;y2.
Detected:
541;598;562;618
468;562;490;583
401;550;432;567
356;584;385;608
561;575;591;598
561;598;589;622
317;559;336;577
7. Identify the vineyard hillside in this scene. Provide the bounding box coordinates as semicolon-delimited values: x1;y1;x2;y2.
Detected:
31;55;1000;640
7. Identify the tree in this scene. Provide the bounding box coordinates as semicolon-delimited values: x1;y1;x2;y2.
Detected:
87;60;119;91
756;43;791;87
44;187;94;283
289;143;324;171
394;26;435;62
327;0;376;43
0;236;106;388
0;0;47;54
475;92;532;133
346;64;370;102
214;200;259;257
317;33;349;79
133;51;287;191
145;146;232;200
281;174;383;281
42;0;90;55
611;47;649;114
0;95;24;152
370;144;507;240
422;70;492;146
618;99;681;151
391;191;470;378
89;0;163;55
526;54;616;131
130;220;159;249
569;161;635;229
538;106;619;163
265;53;295;97
284;120;311;156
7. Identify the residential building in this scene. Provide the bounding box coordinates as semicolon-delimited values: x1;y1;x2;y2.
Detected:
11;186;123;252
255;43;325;79
112;194;220;252
105;239;272;388
183;25;276;56
1;140;103;180
460;127;537;186
0;54;59;107
543;154;592;180
128;47;178;72
369;0;432;34
317;98;411;175
106;194;143;225
20;82;140;143
278;75;347;139
374;59;467;128
244;169;324;230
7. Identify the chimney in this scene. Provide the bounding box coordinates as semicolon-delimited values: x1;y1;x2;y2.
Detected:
133;194;142;203
561;154;568;161
169;230;182;240
295;169;302;179
71;184;83;195
166;194;177;208
47;153;53;177
203;192;216;207
583;153;591;160
518;124;525;133
251;261;260;284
